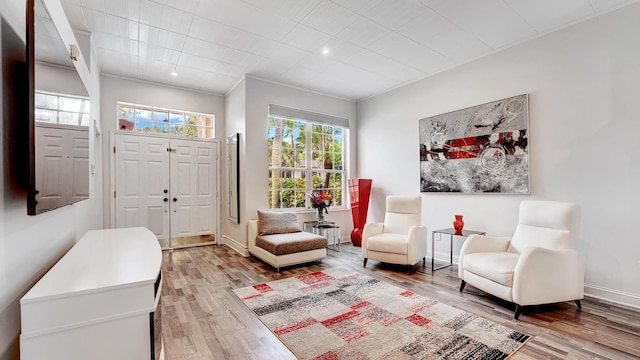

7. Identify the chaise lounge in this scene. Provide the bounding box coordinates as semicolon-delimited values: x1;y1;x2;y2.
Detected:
247;211;327;271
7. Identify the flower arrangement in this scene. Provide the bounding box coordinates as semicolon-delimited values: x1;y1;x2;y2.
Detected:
308;187;332;222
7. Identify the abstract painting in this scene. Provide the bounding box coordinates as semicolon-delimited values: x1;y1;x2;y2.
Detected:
419;94;529;193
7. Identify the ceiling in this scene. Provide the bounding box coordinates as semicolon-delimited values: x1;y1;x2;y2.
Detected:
58;0;638;100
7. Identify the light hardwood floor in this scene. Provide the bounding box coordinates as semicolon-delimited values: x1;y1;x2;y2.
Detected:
161;244;640;360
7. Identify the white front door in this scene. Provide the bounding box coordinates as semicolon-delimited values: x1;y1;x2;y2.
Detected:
114;134;170;241
169;139;217;240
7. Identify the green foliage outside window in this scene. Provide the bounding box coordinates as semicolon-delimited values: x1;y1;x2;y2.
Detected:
268;116;345;209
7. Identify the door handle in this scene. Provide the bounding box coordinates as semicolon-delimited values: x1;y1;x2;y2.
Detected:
173;198;177;202
164;198;168;202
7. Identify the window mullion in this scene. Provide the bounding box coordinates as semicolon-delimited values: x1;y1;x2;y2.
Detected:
305;124;313;208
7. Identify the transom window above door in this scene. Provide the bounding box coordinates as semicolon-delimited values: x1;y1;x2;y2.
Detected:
117;102;215;139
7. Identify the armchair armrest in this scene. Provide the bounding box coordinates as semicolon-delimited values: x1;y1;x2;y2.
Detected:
407;225;428;264
458;234;511;278
362;223;383;257
513;247;585;306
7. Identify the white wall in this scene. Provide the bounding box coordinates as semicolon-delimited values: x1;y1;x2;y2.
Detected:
0;0;100;358
221;79;246;252
357;3;640;308
99;76;225;227
221;77;357;253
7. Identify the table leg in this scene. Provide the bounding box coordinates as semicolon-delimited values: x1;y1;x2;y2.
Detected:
450;234;454;267
431;232;435;272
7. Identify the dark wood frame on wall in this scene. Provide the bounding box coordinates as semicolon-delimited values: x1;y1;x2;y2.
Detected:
227;133;240;224
27;0;37;215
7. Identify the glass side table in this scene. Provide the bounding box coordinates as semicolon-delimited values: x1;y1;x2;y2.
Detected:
431;228;486;271
303;220;334;233
304;222;340;251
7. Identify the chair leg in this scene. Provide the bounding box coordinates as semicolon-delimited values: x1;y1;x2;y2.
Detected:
363;258;367;267
575;300;582;309
514;304;522;320
422;257;426;266
459;280;466;292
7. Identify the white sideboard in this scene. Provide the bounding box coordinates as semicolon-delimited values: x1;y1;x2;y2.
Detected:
20;227;164;360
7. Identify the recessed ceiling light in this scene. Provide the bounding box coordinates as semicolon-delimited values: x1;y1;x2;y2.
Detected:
321;48;329;55
171;71;178;76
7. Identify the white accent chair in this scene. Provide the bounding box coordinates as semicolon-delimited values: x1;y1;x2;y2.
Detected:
362;196;427;274
458;200;585;319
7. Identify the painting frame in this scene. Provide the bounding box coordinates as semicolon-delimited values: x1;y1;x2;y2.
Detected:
419;94;530;194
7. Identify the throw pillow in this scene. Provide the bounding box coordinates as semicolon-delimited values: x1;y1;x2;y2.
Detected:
257;211;301;235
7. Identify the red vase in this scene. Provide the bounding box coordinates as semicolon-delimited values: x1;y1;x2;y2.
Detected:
453;215;464;235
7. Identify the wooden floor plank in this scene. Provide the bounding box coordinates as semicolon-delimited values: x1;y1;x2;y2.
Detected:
161;244;640;359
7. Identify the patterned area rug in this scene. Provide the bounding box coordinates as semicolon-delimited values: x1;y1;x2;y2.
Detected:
233;268;530;360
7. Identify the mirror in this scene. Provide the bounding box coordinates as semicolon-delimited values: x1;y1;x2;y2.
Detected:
28;0;90;215
227;133;240;223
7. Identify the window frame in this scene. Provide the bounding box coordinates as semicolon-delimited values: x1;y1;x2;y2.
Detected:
116;102;215;139
268;115;348;211
35;90;90;127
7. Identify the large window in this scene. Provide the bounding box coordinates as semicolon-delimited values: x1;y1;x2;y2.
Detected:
117;102;214;139
35;91;90;126
268;106;348;210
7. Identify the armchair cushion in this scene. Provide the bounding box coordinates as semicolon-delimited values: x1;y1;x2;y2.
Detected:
463;252;519;287
366;233;409;254
257;211;301;235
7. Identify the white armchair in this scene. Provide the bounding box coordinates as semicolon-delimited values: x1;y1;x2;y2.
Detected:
458;200;585;319
362;196;427;274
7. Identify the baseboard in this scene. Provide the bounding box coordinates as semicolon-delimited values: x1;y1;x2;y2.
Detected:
584;284;640;310
428;250;459;265
222;235;249;257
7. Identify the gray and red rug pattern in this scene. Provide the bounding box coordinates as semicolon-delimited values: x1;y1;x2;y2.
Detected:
233;268;530;360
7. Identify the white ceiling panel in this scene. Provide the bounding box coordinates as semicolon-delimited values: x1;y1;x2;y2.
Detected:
146;26;186;51
241;0;322;23
79;0;106;12
141;0;194;35
300;0;359;36
398;10;493;62
313;37;359;62
151;0;200;14
281;24;332;52
181;37;230;61
196;0;297;41
331;0;384;15
506;0;595;33
103;0;140;21
364;0;429;30
589;0;638;11
188;17;239;48
336;16;391;48
365;31;454;73
426;0;537;49
81;8;138;40
61;0;640;100
344;48;426;83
